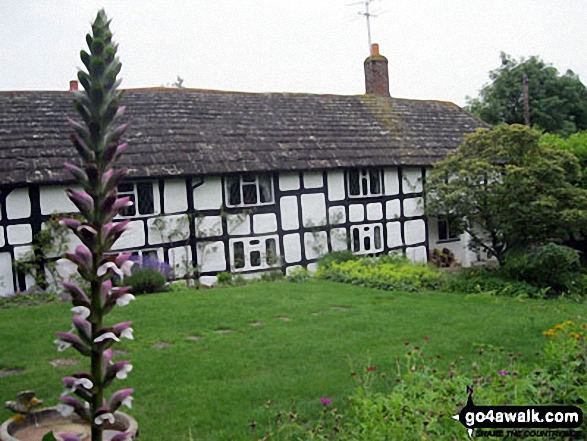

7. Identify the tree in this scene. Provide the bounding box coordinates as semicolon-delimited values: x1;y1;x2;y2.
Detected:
467;53;587;137
426;124;587;265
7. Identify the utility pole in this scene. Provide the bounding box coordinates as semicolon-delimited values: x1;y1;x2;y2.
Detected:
523;72;530;126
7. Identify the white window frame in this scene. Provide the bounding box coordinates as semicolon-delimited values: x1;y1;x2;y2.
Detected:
229;235;281;272
351;223;384;255
347;168;383;198
225;174;274;208
116;181;160;218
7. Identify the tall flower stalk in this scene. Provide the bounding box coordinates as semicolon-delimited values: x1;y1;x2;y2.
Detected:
55;9;135;441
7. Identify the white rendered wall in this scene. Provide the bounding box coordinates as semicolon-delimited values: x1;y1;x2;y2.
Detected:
164;180;188;213
40;186;78;215
194;177;222;210
6;188;31;219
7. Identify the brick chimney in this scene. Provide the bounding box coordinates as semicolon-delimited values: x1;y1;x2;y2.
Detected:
364;43;390;96
69;80;78;92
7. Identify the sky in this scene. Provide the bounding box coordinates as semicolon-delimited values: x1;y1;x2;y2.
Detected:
1;0;586;107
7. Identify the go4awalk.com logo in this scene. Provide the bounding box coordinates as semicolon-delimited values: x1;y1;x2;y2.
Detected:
452;387;583;439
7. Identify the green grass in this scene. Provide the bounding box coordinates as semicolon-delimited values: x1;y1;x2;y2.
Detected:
1;280;586;440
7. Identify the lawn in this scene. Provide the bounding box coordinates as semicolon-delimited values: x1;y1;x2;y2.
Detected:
0;280;585;440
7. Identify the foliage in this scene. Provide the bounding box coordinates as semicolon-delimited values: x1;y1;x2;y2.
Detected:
317;250;360;268
13;213;81;294
426;124;587;265
260;270;284;282
503;243;585;295
316;254;444;292
216;272;233;285
467;53;587;136
443;267;548;299
0;287;60;309
257;324;587;440
53;10;135;441
287;267;313;283
541;131;587;186
124;269;168;295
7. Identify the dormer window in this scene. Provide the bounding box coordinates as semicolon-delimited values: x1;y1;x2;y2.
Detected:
226;174;274;207
347;168;382;198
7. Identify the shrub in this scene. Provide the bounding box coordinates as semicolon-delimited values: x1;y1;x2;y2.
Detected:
260;270;284;282
217;272;233;285
317;250;360;268
443;267;547;298
124;255;171;294
316;255;444;292
503;243;584;294
287;267;313;283
125;269;168;295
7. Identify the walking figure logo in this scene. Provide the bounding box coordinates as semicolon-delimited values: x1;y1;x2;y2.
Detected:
451;386;583;439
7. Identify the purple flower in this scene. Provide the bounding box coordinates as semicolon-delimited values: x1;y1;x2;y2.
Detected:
320;398;332;405
497;370;509;376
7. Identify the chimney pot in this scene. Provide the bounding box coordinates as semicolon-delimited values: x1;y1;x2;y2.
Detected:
69;80;78;92
364;43;390;97
371;43;380;57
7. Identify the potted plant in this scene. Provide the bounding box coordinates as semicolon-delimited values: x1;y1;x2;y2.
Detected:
2;9;138;441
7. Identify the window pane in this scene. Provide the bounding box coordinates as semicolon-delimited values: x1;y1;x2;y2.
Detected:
352;228;360;252
438;217;448;241
349;171;360;196
227;176;241;206
363;235;371;251
250;250;261;267
243;184;257;205
242;173;255;183
266;238;277;265
370;170;381;194
234;242;245;269
361;176;368;195
137;183;155;214
119;194;136;217
374;226;382;249
259;175;273;203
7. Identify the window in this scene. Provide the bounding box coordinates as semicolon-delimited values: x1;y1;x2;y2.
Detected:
348;169;382;197
437;216;459;241
229;235;280;272
351;223;384;255
226;174;274;207
117;182;156;217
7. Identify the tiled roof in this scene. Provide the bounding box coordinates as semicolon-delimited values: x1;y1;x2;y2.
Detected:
0;88;486;185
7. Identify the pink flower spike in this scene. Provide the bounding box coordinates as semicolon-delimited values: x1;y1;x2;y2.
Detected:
101;279;113;302
63;162;88;184
72;315;92;342
61;282;90;307
97;262;121;278
367;366;377;371
103;348;113;366
319;398;332;405
66;189;94;218
71;306;90;320
59;218;81;230
112;361;133;379
55;332;90;356
74;245;92;266
112;321;134;340
112;197;133;211
497;370;509;376
108;388;134;412
94;332;120;344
